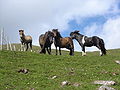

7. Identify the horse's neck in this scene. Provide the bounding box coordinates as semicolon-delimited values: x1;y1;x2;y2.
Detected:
76;34;83;39
55;36;60;41
21;34;26;41
54;36;61;45
75;34;84;44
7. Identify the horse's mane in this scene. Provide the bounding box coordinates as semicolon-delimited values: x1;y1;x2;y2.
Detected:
44;31;54;41
73;30;84;36
57;31;62;38
74;30;80;34
52;29;62;38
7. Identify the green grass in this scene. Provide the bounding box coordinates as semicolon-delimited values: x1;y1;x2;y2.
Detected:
0;48;120;90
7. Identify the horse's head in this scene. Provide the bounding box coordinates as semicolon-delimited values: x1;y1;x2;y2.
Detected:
52;29;58;37
70;30;80;39
19;29;24;37
52;29;62;38
46;31;54;44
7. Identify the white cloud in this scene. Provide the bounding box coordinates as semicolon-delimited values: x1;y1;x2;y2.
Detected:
102;16;120;49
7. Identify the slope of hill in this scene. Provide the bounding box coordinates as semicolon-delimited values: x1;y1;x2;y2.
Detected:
0;48;120;90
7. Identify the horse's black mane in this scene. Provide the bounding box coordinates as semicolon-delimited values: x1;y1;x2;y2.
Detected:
52;29;62;38
71;30;84;36
45;31;52;37
57;31;62;38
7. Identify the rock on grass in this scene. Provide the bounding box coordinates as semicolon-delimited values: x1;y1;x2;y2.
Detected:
115;60;120;64
98;85;115;90
93;80;116;85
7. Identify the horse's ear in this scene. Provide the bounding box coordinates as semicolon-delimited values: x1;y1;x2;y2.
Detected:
52;29;58;32
56;29;58;31
74;30;79;33
19;30;23;32
52;29;55;32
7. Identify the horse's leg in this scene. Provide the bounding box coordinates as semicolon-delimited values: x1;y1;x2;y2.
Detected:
47;47;51;55
71;43;74;56
49;46;52;54
96;45;103;56
71;48;74;56
55;46;57;55
69;49;73;56
23;43;26;51
30;42;32;52
40;44;43;53
21;44;24;51
82;45;86;56
49;46;51;53
59;47;61;55
40;46;46;54
26;43;28;51
69;46;74;56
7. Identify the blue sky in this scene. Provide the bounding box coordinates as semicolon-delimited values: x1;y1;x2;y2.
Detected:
0;0;120;51
62;15;107;37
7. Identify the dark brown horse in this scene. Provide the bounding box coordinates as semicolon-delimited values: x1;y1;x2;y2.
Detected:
39;31;54;54
52;29;74;56
19;30;32;51
70;30;106;56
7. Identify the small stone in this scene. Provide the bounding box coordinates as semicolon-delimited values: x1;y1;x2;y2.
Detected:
30;88;35;90
61;81;70;86
18;69;29;74
51;76;57;79
93;80;116;85
115;60;120;64
98;85;115;90
73;82;80;87
112;72;119;76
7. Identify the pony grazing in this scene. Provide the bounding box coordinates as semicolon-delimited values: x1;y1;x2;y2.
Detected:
39;31;54;54
52;29;74;56
70;30;106;56
19;29;32;52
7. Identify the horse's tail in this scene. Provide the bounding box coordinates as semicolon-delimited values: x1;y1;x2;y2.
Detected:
99;39;106;55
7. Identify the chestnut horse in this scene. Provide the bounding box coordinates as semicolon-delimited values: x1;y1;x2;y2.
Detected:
39;31;54;54
70;30;106;56
52;29;74;56
19;30;32;51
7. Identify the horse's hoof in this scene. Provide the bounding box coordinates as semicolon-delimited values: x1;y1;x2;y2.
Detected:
40;52;43;54
82;53;87;56
48;53;51;55
82;52;86;56
82;55;86;56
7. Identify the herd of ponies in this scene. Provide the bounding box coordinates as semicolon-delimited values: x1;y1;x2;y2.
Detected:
19;29;106;56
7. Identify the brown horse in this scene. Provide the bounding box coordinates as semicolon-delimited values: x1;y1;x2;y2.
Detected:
19;30;32;52
39;31;54;54
52;29;74;56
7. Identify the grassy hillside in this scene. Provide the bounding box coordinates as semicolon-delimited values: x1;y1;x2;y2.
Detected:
0;49;120;90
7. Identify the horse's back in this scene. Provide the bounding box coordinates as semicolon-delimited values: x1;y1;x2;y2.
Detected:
25;35;32;42
39;34;45;46
60;37;72;43
92;36;105;45
60;37;74;48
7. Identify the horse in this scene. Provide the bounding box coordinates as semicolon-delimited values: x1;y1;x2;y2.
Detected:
39;31;54;54
70;30;106;56
52;29;74;56
19;29;32;52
